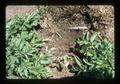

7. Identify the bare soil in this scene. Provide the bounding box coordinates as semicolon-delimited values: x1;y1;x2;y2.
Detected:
6;5;114;79
6;6;37;21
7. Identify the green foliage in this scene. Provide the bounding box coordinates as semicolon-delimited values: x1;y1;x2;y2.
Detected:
71;32;114;79
6;9;52;79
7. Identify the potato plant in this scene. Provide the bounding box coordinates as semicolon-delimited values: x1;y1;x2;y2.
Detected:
71;32;114;79
6;8;53;79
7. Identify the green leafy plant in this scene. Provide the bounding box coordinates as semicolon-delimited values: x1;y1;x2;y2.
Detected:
6;8;53;79
71;32;114;79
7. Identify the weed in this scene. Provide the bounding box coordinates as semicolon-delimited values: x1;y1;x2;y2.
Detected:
70;32;114;79
6;8;53;79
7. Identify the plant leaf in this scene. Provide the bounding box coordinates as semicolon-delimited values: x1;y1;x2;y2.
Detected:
83;58;92;66
90;32;100;42
73;56;84;70
40;60;50;65
24;68;28;77
84;32;89;41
